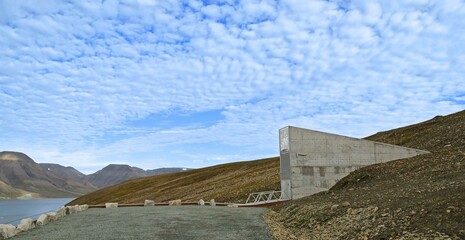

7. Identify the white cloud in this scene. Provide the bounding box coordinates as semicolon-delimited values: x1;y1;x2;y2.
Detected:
0;0;464;172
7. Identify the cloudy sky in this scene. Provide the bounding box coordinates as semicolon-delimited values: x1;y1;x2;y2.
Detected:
1;0;464;174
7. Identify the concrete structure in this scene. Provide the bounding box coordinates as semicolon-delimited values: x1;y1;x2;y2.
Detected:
168;199;182;206
279;126;429;199
144;200;155;206
105;203;118;208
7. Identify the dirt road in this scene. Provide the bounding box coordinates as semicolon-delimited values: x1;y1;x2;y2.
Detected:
14;206;271;240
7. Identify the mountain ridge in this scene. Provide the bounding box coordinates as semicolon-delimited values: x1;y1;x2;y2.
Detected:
0;151;97;198
0;152;188;198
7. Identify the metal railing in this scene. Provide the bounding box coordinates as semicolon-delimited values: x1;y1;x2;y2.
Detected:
245;190;288;204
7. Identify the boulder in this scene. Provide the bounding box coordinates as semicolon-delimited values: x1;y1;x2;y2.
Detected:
56;207;66;218
210;199;216;207
66;206;78;214
168;199;182;206
0;224;17;239
198;199;205;206
144;200;155;206
36;214;50;226
75;205;82;212
105;203;118;208
16;218;34;233
46;212;57;221
75;204;88;212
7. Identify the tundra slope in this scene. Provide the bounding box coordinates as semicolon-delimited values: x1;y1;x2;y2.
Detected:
69;157;280;205
266;110;465;240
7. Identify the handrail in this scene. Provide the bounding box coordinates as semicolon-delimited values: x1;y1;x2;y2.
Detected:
245;190;288;204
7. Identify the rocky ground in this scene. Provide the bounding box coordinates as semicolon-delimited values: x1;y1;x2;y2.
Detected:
265;110;465;239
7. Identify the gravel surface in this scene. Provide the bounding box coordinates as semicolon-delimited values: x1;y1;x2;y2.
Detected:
13;206;271;240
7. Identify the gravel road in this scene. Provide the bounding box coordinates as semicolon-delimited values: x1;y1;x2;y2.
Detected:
13;206;271;240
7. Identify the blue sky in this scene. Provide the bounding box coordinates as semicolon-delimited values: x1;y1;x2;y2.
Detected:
1;0;464;174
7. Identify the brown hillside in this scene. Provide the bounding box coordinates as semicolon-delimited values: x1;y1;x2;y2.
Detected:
69;157;280;205
0;151;96;198
267;110;465;239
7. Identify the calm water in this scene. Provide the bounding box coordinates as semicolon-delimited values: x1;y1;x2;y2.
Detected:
0;198;74;225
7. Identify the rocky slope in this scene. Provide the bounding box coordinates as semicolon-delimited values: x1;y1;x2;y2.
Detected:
85;164;147;188
39;163;86;181
266;110;465;239
84;164;188;188
0;151;97;198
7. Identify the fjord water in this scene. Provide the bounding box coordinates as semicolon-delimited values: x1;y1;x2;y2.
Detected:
0;198;74;225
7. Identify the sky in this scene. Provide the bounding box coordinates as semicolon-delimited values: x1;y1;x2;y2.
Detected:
1;0;464;174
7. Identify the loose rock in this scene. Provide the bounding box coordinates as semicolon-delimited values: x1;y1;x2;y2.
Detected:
198;199;205;206
341;201;350;207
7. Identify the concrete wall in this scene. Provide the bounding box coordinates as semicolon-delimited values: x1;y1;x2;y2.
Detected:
279;126;429;199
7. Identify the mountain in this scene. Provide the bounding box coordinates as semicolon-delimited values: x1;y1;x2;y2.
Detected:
0;151;190;198
85;164;147;188
146;167;189;176
85;164;188;188
39;163;86;181
0;151;97;199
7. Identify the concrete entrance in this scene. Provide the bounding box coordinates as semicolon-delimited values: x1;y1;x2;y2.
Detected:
279;126;429;199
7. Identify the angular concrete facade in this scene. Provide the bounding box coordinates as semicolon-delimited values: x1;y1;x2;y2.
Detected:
279;126;429;199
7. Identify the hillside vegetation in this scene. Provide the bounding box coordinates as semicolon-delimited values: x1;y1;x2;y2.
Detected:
266;110;465;239
69;157;280;205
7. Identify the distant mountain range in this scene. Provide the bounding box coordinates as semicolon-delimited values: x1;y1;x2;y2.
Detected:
86;164;189;188
0;151;188;199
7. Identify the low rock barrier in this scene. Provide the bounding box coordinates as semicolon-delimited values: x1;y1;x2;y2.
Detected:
0;204;90;239
144;200;155;206
168;199;182;206
105;203;118;208
0;224;16;239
